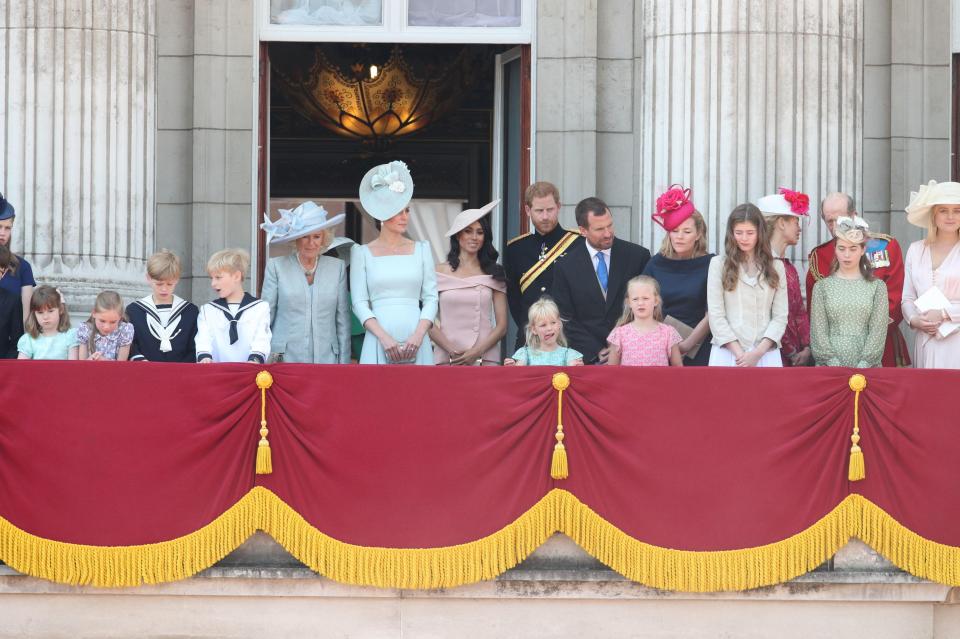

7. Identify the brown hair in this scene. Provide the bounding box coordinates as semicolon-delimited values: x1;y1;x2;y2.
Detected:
659;210;709;259
0;243;19;274
829;239;876;281
25;285;71;338
574;197;609;229
616;275;663;327
721;204;780;291
523;182;560;208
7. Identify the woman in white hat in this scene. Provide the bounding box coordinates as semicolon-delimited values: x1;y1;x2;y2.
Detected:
809;217;888;367
259;201;351;363
758;188;812;366
429;201;508;365
902;180;960;368
351;160;438;364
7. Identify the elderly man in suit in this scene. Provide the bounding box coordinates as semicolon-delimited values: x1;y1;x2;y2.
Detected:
551;197;651;364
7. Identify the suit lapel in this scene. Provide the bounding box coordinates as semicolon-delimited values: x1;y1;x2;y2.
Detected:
574;243;607;306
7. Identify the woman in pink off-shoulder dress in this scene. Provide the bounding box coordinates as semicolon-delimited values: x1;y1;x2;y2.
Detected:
430;202;508;366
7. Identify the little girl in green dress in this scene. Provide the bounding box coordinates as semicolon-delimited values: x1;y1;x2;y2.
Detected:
810;217;888;367
504;297;583;366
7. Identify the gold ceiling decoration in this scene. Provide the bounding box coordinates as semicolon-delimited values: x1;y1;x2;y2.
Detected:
272;44;477;146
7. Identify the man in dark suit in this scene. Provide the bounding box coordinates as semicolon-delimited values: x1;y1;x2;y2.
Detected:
551;197;651;364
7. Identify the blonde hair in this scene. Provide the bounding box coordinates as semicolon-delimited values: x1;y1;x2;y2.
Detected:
925;204;960;244
147;249;182;280
524;297;568;351
83;290;126;349
298;229;335;252
616;275;663;327
25;285;71;338
207;248;250;278
659;210;709;259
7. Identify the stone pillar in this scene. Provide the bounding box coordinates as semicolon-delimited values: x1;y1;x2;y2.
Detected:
0;0;156;310
636;0;863;267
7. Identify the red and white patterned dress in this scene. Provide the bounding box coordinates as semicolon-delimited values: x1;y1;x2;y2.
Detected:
607;322;682;366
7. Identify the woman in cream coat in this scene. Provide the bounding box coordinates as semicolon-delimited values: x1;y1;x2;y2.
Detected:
260;201;351;363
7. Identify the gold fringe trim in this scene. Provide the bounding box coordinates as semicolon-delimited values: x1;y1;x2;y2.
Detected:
3;489;960;591
0;488;265;588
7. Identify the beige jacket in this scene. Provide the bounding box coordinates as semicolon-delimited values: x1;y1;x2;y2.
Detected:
707;255;788;350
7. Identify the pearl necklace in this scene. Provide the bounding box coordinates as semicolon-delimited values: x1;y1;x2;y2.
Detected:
296;254;317;278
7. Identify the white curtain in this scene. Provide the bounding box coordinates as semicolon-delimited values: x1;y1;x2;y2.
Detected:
407;199;466;264
407;0;521;26
271;0;382;25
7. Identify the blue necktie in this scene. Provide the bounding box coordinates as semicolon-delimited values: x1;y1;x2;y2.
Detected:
596;252;608;292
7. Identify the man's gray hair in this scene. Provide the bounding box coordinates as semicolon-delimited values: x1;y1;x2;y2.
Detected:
819;192;856;216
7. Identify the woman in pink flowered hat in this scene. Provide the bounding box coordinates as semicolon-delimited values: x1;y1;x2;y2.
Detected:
642;185;715;365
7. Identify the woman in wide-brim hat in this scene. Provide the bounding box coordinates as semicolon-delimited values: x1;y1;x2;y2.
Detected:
642;184;715;366
428;200;508;365
758;188;812;366
902;180;960;368
259;201;351;364
0;193;37;321
350;160;438;365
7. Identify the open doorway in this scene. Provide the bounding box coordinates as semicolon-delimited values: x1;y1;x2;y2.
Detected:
256;42;530;280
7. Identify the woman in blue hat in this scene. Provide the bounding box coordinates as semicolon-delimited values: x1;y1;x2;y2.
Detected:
0;193;36;321
260;201;351;364
351;161;438;364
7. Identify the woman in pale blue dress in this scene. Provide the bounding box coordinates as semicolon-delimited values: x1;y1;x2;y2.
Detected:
351;161;438;364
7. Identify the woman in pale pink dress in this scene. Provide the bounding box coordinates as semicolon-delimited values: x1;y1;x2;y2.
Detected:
902;180;960;368
430;201;508;365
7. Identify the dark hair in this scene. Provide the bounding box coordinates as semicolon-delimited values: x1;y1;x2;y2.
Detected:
446;215;506;281
721;203;780;291
829;238;876;281
575;197;609;229
0;244;18;274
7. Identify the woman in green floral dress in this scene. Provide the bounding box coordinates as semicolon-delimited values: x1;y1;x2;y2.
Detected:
810;217;889;368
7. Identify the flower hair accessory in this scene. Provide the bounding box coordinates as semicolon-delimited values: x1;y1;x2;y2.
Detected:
370;161;409;195
833;216;870;244
778;187;810;215
652;184;696;231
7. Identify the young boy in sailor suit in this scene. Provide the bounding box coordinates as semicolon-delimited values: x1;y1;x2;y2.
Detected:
195;248;272;363
127;250;199;363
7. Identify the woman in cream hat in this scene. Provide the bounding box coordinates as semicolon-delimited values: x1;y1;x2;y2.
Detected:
259;201;350;363
758;188;812;366
809;217;888;367
429;200;508;365
902;180;960;368
351;160;438;364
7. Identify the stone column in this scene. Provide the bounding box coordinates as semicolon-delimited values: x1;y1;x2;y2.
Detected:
0;0;156;310
636;0;863;266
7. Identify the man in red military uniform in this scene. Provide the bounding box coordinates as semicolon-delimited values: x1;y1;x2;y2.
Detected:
806;193;910;366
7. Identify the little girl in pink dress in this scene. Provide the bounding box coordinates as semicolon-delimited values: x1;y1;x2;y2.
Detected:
607;275;683;366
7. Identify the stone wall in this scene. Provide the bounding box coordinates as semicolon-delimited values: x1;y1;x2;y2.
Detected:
156;0;256;305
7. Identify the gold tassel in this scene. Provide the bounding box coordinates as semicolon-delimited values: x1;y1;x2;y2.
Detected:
255;370;274;475
550;372;571;480
848;374;867;481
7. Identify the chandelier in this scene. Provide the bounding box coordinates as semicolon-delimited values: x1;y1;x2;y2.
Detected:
271;44;478;146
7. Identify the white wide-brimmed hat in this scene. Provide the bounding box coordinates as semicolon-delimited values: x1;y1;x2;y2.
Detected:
358;160;414;221
325;236;355;263
445;200;500;237
756;188;811;218
905;180;960;228
261;201;345;245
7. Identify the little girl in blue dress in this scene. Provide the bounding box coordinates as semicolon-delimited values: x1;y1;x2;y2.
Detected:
17;285;76;360
504;297;583;366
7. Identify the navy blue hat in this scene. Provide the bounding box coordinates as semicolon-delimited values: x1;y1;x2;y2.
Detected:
0;193;14;221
